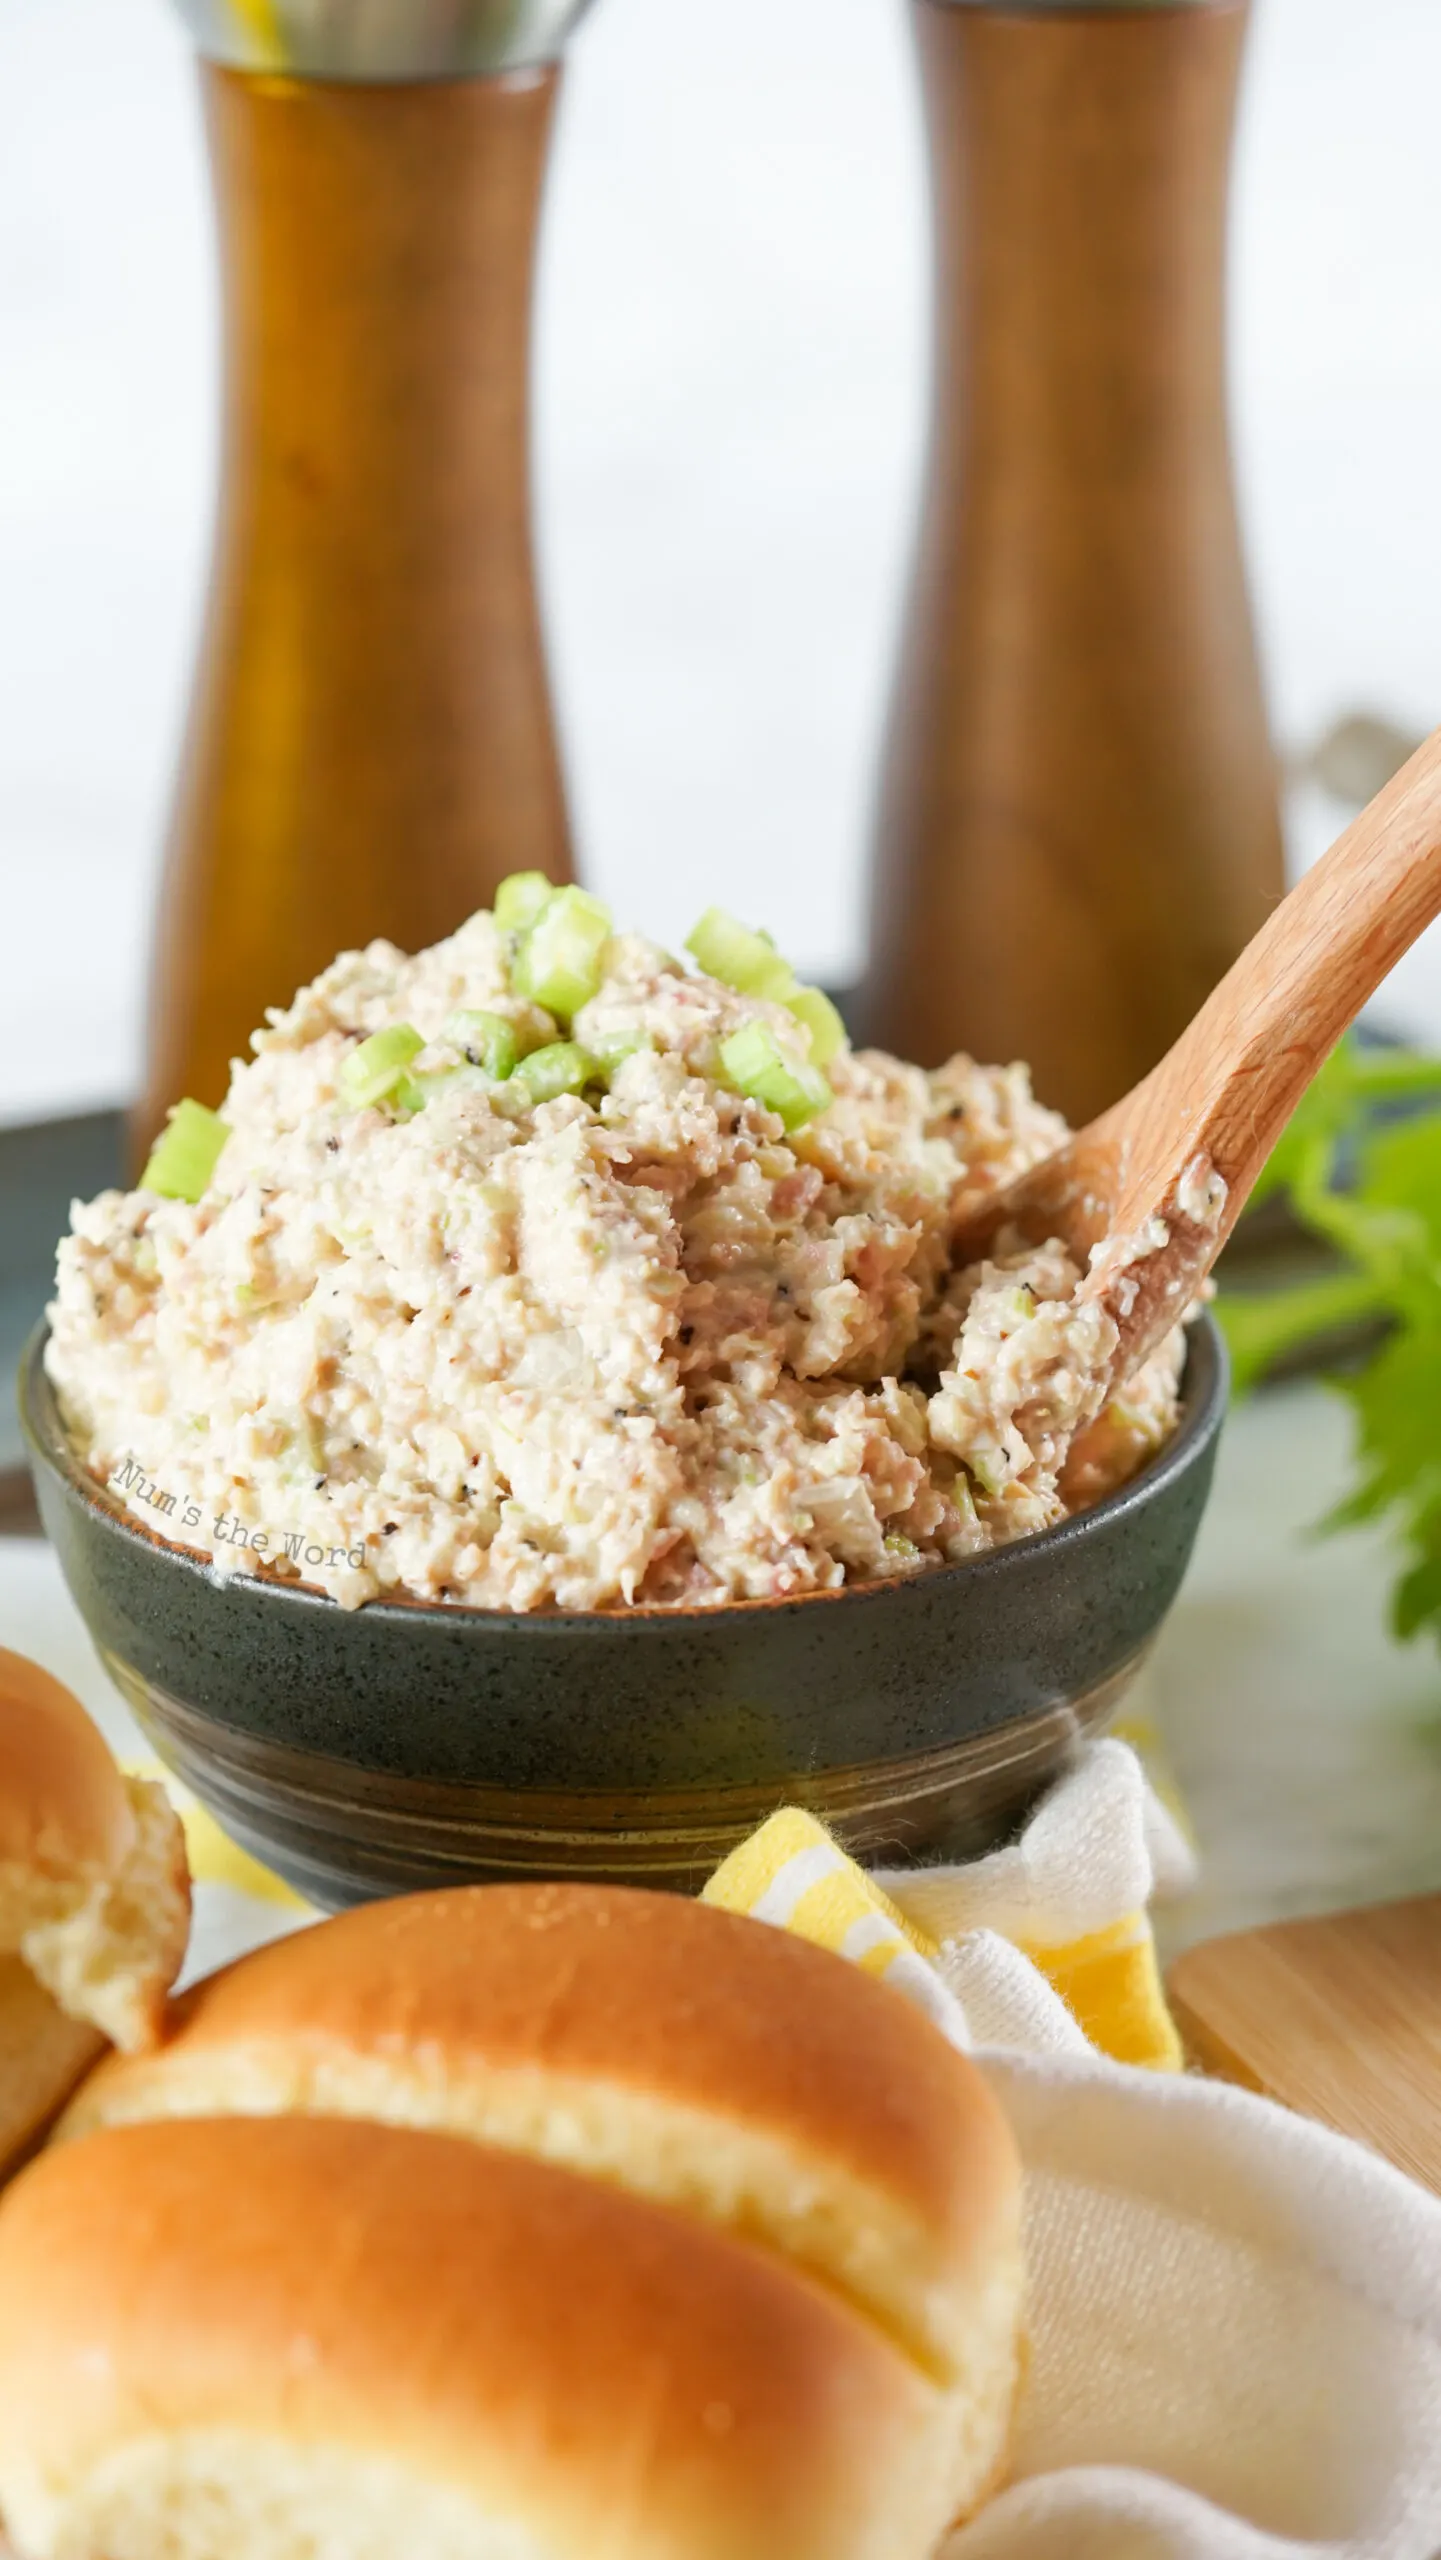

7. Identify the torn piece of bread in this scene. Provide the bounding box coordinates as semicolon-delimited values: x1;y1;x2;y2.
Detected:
0;1650;189;2053
0;2114;975;2560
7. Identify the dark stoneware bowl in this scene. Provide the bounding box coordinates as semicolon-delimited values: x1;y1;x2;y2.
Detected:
21;1317;1226;1908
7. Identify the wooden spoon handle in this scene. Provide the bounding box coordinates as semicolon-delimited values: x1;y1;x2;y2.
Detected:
960;719;1441;1348
1112;720;1441;1233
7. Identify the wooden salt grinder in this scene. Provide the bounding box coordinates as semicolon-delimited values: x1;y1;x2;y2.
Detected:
860;0;1284;1127
136;3;593;1158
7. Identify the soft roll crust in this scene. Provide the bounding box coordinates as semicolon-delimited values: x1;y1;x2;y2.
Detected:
20;1885;1025;2553
0;2115;972;2560
0;1960;104;2190
64;1883;1021;2392
0;1651;134;1877
0;1652;189;2055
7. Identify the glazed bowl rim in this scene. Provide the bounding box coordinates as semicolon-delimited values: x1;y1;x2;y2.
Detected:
20;1311;1227;1639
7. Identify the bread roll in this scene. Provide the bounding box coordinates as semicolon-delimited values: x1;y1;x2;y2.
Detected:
0;2114;971;2560
19;1885;1023;2553
0;1650;189;2053
0;1960;103;2188
0;1651;135;1875
65;1883;1018;2396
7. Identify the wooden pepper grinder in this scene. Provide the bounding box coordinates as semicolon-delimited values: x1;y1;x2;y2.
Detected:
136;0;592;1157
860;0;1284;1128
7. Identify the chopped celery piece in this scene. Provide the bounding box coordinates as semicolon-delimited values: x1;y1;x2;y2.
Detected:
442;1010;519;1080
590;1029;655;1082
513;886;612;1021
718;1021;832;1133
685;907;796;1003
511;1040;601;1105
493;871;555;933
786;985;847;1068
340;1024;424;1110
395;1065;493;1117
140;1099;229;1203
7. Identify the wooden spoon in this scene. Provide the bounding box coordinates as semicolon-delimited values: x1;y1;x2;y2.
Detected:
948;723;1441;1391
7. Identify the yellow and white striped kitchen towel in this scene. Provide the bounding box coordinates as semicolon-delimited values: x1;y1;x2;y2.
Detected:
148;1734;1191;2069
704;1740;1193;2071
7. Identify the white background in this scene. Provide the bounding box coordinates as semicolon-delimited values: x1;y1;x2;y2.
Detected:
3;0;1441;1125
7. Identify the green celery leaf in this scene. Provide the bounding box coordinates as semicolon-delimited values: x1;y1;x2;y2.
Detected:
1220;1031;1441;1657
1218;1271;1386;1397
1323;1326;1441;1525
1355;1112;1441;1262
1392;1550;1441;1643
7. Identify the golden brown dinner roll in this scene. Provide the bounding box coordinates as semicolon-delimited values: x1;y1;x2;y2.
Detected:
66;1883;1020;2401
0;1648;189;2056
0;1959;103;2187
0;2113;970;2560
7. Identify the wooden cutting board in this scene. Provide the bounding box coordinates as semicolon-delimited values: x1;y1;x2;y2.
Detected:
1167;1892;1441;2196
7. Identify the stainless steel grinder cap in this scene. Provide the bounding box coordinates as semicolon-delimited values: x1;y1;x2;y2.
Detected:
172;0;596;79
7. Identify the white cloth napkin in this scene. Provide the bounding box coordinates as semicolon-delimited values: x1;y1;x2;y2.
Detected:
875;1862;1441;2555
948;2044;1441;2559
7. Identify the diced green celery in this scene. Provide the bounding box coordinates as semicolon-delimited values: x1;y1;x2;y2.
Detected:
395;1065;493;1117
511;1040;602;1105
590;1029;655;1083
685;907;796;1003
786;984;847;1068
512;886;612;1021
339;1024;424;1110
140;1099;230;1203
493;871;555;933
717;1021;832;1132
442;1010;519;1080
